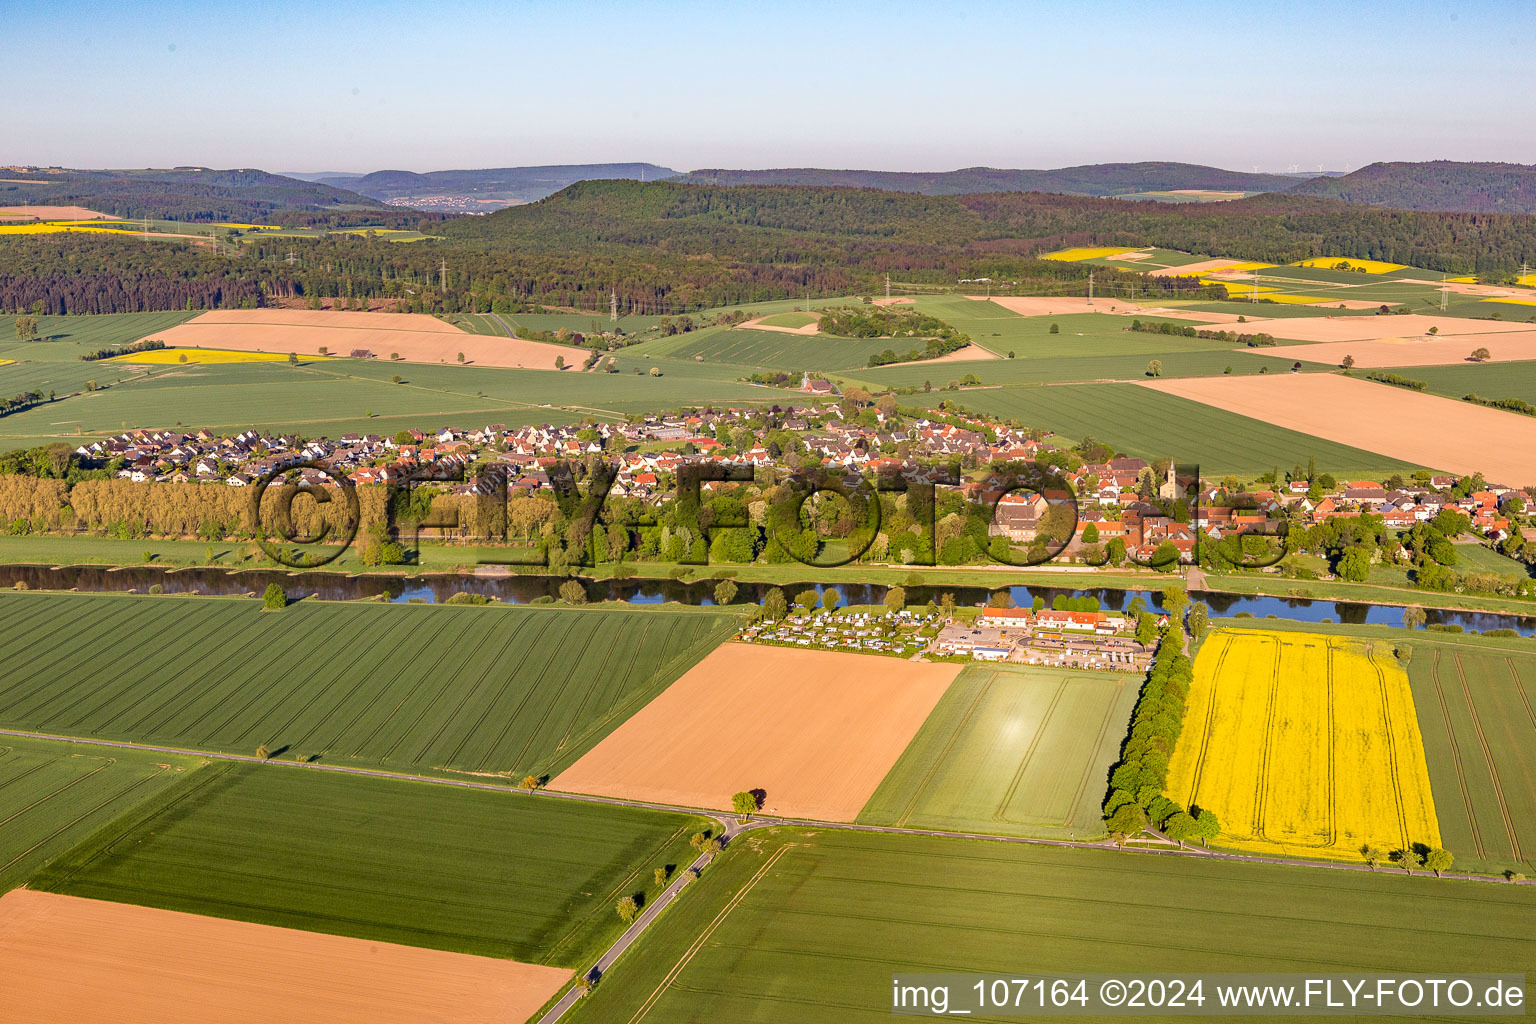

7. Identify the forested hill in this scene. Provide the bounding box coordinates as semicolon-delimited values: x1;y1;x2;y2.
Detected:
310;163;680;208
439;179;1536;275
673;162;1299;196
1285;161;1536;214
0;167;384;222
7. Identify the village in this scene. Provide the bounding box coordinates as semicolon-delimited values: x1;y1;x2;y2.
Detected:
71;401;1524;558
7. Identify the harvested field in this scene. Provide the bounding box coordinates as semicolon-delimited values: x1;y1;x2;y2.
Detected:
737;314;820;335
859;664;1137;839
0;205;112;221
903;342;998;364
551;644;959;820
1149;258;1260;277
138;309;577;370
1230;313;1525;343
1141;373;1536;484
1253;332;1536;367
982;296;1145;317
0;889;569;1024
1167;629;1441;861
871;296;914;306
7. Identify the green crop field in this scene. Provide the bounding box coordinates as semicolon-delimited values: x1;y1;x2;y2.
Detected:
908;382;1423;477
33;760;708;964
1382;360;1536;406
1408;642;1536;876
635;324;890;370
758;311;819;329
0;347;788;443
0;592;736;779
860;664;1137;839
846;349;1278;390
568;826;1536;1023
0;735;201;893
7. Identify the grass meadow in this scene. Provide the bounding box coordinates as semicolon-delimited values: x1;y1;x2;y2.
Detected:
567;826;1536;1023
860;664;1137;840
0;735;201;893
906;382;1423;476
0;592;736;779
32;760;708;965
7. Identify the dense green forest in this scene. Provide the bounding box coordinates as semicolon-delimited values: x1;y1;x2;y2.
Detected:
5;179;1536;315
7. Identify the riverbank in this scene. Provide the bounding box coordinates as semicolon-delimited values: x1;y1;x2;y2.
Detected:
0;534;1532;622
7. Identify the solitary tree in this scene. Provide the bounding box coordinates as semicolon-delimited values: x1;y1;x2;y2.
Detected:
1146;359;1163;377
457;351;466;364
288;352;299;365
762;587;788;620
1341;354;1355;369
713;578;737;605
521;775;540;791
318;345;329;356
654;867;669;888
256;743;271;760
1048;322;1060;335
1392;847;1420;874
820;587;840;612
1193;808;1220;846
939;592;956;620
732;790;759;822
1424;847;1454;877
883;585;906;615
1402;605;1427;629
1470;346;1491;362
262;583;287;610
615;896;638;923
558;579;587;604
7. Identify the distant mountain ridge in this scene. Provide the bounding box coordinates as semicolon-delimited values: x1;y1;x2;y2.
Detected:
311;163;679;210
1284;161;1536;214
672;162;1300;197
0;166;382;221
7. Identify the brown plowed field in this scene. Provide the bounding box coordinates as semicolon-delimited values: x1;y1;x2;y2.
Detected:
0;889;570;1024
1141;373;1536;485
136;309;576;370
550;644;959;821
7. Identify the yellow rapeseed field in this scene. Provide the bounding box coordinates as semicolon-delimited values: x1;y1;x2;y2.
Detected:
1481;297;1536;307
1166;629;1441;861
106;348;326;365
0;223;131;236
1290;257;1408;275
1040;246;1136;262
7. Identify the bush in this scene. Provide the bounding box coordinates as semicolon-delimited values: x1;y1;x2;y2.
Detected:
558;579;588;604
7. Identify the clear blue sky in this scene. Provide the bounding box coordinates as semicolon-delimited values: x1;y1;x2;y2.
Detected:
3;0;1530;174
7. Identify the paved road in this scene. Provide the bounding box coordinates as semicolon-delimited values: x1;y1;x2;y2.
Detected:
486;312;516;338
